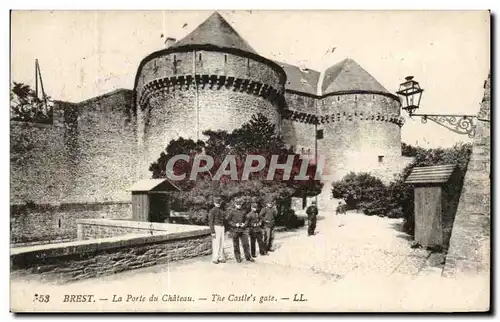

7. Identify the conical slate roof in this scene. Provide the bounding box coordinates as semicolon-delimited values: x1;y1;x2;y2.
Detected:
321;58;389;95
169;12;258;55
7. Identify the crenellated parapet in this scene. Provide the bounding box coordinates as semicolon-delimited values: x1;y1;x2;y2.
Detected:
281;109;405;126
137;75;283;109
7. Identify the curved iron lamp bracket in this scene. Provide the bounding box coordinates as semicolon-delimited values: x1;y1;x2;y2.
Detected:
409;114;484;139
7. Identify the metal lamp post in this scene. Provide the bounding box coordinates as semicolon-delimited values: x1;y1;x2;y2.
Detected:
396;76;489;138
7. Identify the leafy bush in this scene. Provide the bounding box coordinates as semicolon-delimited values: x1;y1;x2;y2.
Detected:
331;142;473;235
331;172;387;213
10;82;54;124
186;209;209;226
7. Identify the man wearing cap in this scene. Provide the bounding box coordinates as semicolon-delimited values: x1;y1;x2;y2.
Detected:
306;200;319;236
260;200;277;252
208;197;227;264
226;199;254;263
247;202;267;258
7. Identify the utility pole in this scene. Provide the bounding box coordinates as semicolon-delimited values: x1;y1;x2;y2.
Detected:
34;59;48;115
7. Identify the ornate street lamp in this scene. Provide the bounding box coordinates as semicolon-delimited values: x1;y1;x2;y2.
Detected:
396;76;489;138
396;76;423;115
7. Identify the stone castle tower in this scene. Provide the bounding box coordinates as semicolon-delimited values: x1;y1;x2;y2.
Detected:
135;11;406;182
135;12;286;178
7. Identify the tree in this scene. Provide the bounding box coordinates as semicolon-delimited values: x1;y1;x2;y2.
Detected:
148;113;323;225
401;142;423;157
10;82;53;124
148;137;205;190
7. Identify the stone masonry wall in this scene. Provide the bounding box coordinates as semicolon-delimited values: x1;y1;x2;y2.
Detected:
282;92;317;152
443;73;491;277
142;88;280;175
10;90;138;205
10;202;132;245
10;101;77;204
11;230;211;283
70;89;138;203
75;219;204;240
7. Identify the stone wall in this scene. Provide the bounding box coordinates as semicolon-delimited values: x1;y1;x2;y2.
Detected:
76;218;205;240
10;202;132;245
282;92;317;152
10;89;139;204
443;73;491;277
11;223;211;283
10;101;77;204
69;89;139;203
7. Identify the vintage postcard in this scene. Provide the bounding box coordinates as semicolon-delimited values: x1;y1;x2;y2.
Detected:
9;10;491;312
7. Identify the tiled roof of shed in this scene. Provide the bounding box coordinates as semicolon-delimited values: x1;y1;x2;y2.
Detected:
321;58;390;95
405;165;457;184
169;12;258;55
275;61;320;95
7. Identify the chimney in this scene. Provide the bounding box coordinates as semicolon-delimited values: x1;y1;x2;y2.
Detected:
164;37;177;49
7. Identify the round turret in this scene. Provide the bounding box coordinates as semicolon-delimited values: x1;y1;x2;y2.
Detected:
134;12;286;166
318;58;403;181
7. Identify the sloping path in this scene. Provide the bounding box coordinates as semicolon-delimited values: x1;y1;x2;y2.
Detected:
11;211;489;312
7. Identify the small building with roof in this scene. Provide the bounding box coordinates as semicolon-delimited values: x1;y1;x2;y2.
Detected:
127;178;181;222
405;164;459;248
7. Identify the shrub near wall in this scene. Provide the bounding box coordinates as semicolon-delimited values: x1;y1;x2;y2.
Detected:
331;143;472;235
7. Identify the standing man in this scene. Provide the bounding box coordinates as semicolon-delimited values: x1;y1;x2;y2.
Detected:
247;202;268;258
208;197;226;264
306;200;319;236
226;199;254;263
260;200;277;252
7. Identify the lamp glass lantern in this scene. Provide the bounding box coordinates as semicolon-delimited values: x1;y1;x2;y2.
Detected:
396;76;424;115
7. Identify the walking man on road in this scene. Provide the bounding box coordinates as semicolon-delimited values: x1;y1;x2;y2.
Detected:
226;199;254;263
208;197;226;264
247;202;268;258
306;200;319;236
260;200;277;252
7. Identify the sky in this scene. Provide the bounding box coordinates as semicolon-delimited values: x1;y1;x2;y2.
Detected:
10;10;490;148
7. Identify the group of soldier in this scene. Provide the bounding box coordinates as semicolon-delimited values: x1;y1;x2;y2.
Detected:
207;197;278;264
208;197;320;264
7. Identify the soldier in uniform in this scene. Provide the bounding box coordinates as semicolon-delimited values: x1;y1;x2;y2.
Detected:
226;199;254;263
260;200;277;252
306;200;319;236
247;202;268;258
207;197;226;264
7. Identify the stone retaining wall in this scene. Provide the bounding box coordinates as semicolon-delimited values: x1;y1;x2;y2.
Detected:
11;221;211;283
10;202;132;245
76;219;206;240
443;73;491;277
